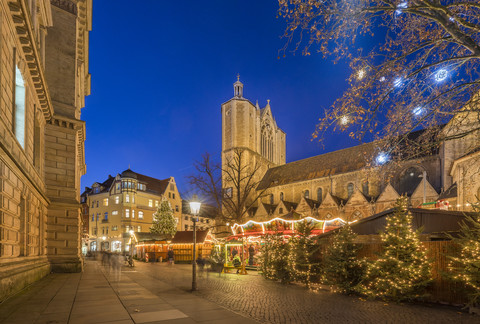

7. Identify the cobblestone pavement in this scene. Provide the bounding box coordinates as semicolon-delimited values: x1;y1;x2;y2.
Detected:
124;262;479;324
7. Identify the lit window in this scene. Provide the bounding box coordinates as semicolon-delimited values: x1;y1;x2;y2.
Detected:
138;211;143;219
112;210;118;215
148;199;153;207
132;195;135;203
103;198;108;206
125;194;130;203
125;209;130;218
112;225;118;231
155;200;158;207
175;205;179;212
132;210;135;219
115;196;119;204
14;66;26;148
137;226;141;232
125;225;130;232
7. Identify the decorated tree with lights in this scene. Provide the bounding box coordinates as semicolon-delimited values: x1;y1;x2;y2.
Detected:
260;234;294;284
323;224;365;293
278;0;480;164
447;203;480;307
150;197;177;237
361;196;431;301
288;221;319;288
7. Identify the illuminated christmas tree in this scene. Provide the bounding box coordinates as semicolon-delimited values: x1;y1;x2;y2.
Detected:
289;221;318;288
323;224;364;293
150;197;177;237
447;204;480;307
260;234;293;284
362;196;431;301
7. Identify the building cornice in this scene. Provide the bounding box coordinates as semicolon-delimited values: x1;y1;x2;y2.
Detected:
8;0;54;121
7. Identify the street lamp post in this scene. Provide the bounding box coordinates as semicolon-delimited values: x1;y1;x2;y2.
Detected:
189;195;201;292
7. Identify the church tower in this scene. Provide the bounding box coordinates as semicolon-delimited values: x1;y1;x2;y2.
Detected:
221;76;286;188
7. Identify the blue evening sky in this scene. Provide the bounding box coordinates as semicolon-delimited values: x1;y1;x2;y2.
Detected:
81;0;364;194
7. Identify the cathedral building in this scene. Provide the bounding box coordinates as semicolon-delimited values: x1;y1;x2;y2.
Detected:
0;0;91;301
221;79;480;224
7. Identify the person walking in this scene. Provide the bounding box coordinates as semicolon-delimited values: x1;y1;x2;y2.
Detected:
167;248;174;265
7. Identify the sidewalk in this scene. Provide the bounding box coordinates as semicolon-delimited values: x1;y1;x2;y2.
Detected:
0;260;258;324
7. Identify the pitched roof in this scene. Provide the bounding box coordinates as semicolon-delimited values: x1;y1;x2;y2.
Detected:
304;198;321;209
171;230;210;244
135;232;171;242
125;170;170;195
257;142;376;190
438;182;457;200
282;201;298;211
262;203;277;214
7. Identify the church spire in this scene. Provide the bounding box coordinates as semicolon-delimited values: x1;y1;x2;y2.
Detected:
233;74;243;98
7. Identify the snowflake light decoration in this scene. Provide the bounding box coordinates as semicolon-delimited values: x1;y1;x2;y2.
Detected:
396;2;408;15
434;69;448;82
376;152;389;165
393;77;403;88
357;69;366;80
412;106;424;116
340;116;349;125
379;76;386;82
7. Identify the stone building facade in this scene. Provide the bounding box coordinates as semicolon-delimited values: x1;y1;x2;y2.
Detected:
82;169;183;253
0;0;91;302
221;79;480;224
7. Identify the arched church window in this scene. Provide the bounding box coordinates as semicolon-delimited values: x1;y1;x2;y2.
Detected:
347;183;354;198
397;167;423;196
280;192;284;201
317;188;323;204
362;181;369;196
304;190;310;199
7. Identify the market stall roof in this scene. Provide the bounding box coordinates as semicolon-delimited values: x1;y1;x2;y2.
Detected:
171;230;211;244
318;208;475;239
130;232;171;242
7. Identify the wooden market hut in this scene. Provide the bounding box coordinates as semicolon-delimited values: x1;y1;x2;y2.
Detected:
134;233;170;262
170;230;214;263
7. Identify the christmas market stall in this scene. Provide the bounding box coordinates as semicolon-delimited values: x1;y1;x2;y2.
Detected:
134;233;170;262
224;216;348;269
170;230;215;263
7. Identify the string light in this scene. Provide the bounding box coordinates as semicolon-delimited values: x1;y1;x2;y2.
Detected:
340;115;349;125
357;69;366;80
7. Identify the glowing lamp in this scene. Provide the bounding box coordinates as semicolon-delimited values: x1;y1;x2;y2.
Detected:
189;195;201;216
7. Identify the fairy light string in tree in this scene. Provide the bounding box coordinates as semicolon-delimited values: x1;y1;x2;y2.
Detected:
289;221;318;288
323;223;365;294
362;196;431;301
150;197;177;237
447;203;480;308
